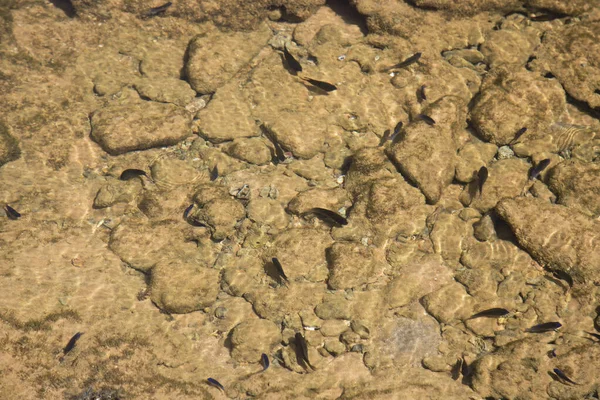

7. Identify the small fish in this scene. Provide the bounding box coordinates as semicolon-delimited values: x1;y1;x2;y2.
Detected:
272;139;286;163
468;307;509;319
119;169;147;181
477;166;488;197
183;204;194;220
529;158;551;180
526;321;562;333
552;270;573;288
5;205;21;220
385;52;422;71
143;1;172;17
207;378;225;392
271;257;289;284
379;129;391;146
530;13;564;22
302;78;337;92
553;368;577;385
417;85;427;102
283;45;302;73
417;114;435;125
510;127;527;145
261;353;270;371
295;332;313;369
302;207;348;226
210;165;219;181
63;332;83;355
451;358;463;380
585;331;600;341
460;356;470;377
390;121;404;144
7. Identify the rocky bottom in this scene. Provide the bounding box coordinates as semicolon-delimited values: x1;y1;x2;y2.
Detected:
1;0;600;399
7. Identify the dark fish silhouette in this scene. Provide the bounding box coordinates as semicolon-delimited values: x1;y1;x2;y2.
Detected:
526;321;562;333
530;13;565;21
390;121;404;144
385;52;422;71
302;208;348;226
451;358;463;380
553;368;577;385
283;45;302;73
63;332;83;355
119;169;147;181
379;129;391;146
469;307;509;319
295;332;313;369
477;166;488;197
552;270;573;288
417;85;427;102
529;158;551;180
271;257;289;284
417;114;435;125
5;205;21;220
210;165;219;181
585;331;600;341
261;353;270;371
143;1;172;17
510;127;527;145
302;78;337;92
207;378;225;392
183;204;194;219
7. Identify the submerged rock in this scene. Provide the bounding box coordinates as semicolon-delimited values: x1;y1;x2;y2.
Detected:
150;259;219;314
0;121;20;167
186;23;271;94
470;67;565;145
535;20;600;109
327;242;383;290
90;102;192;155
191;184;246;240
230;319;281;363
547;160;600;218
388;120;456;204
496;197;600;286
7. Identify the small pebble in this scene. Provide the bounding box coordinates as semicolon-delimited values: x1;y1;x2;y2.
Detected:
497;145;514;160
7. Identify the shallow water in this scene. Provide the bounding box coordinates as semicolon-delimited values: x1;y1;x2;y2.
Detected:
1;1;600;399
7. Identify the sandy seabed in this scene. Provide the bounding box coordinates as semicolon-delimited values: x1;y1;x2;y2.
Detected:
1;0;600;399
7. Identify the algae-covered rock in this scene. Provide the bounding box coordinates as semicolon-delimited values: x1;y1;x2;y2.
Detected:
93;180;141;208
224;137;273;165
191;184;246;240
421;282;475;324
385;256;453;309
327;242;383;290
461;158;530;212
109;219;202;273
0;121;20;167
230;319;281;363
133;77;197;107
496;197;600;286
150;260;219;314
267;228;332;282
195;81;260;143
186;23;271;94
470;67;565;145
455;141;498;183
535;20;600;109
547;160;600;218
388;120;457;204
90;102;192;155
